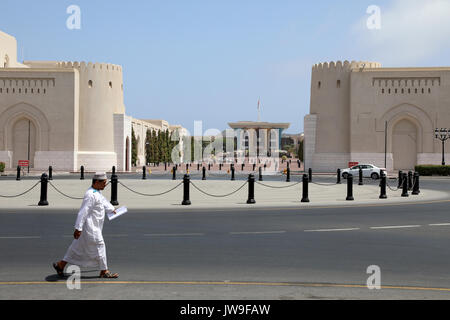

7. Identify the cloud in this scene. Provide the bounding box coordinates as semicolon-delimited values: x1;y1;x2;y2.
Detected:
352;0;450;65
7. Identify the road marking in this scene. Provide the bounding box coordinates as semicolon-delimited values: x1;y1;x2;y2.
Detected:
370;225;421;230
429;223;450;227
0;280;450;293
143;233;204;237
304;228;360;233
229;231;286;235
0;236;41;239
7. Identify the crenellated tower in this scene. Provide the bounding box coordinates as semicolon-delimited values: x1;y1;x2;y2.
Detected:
306;60;381;171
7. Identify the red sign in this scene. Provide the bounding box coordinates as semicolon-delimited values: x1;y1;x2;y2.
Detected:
348;162;359;168
18;160;29;167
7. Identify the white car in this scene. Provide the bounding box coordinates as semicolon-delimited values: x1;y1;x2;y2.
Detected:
341;164;386;180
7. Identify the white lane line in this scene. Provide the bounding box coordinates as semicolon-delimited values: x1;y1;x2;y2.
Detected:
304;228;360;233
370;225;421;230
429;223;450;227
143;233;205;237
0;236;41;239
230;231;287;235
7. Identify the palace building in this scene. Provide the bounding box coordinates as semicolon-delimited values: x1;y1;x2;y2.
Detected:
0;30;186;172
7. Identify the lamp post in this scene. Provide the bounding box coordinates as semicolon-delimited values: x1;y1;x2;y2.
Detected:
435;128;450;166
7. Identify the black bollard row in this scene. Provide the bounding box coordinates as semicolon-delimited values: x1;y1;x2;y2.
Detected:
110;173;119;205
301;174;309;203
38;173;49;206
182;174;191;206
247;174;256;204
346;174;354;201
379;171;387;199
48;166;53;181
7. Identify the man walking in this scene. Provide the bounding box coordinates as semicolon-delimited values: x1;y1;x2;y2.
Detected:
53;172;119;279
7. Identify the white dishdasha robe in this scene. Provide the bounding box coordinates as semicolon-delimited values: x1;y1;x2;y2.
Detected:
63;187;115;270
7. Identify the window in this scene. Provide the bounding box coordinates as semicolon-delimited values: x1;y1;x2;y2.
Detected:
88;80;93;88
318;81;321;89
337;80;341;88
109;81;112;88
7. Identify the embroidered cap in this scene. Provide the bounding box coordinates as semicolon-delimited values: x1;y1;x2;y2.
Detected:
93;172;108;180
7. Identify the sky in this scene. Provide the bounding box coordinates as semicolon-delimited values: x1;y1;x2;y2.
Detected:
2;0;450;135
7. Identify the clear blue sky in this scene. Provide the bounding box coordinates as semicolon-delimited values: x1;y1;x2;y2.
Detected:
2;0;450;135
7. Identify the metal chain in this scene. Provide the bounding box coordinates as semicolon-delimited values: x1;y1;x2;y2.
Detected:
190;180;247;198
256;181;302;189
49;182;84;200
0;180;40;198
118;181;183;197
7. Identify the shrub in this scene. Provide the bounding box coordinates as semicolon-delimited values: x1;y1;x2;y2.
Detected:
415;165;450;176
0;162;4;173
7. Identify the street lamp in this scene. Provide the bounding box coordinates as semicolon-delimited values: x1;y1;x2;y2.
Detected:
435;128;450;166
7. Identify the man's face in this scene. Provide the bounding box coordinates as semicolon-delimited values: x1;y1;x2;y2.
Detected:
94;179;108;190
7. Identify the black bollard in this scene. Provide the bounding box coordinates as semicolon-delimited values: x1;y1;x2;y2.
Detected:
264;163;267;171
346;174;354;201
379;171;387;199
412;172;420;195
48;166;53;181
197;163;200;171
301;174;309;203
231;165;235;181
358;167;363;186
172;166;177;180
142;166;147;180
397;171;403;189
286;167;291;182
165;162;167;171
80;166;85;180
38;173;49;206
202;167;206;180
401;173;409;197
208;163;211;171
253;163;256;171
16;165;21;181
247;174;256;204
337;169;341;184
308;168;312;182
242;163;245;171
110;174;119;205
259;167;263;181
219;163;222;171
112;166;116;175
182;174;191;205
186;164;189;173
298;160;301;168
408;171;413;190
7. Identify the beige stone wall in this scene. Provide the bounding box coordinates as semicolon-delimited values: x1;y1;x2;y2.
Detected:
0;68;79;169
306;60;450;172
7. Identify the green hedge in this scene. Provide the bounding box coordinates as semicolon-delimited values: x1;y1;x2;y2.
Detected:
0;162;4;173
415;165;450;176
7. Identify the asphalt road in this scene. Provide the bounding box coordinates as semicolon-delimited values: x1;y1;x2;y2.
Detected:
1;184;450;299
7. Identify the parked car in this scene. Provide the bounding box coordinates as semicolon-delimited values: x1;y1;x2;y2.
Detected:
341;164;386;180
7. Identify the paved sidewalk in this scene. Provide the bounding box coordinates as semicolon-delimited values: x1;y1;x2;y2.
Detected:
0;178;448;211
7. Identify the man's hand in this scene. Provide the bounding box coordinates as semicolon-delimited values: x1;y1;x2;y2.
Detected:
74;230;82;239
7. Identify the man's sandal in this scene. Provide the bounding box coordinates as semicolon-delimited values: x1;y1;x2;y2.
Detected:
52;262;64;277
100;271;119;279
